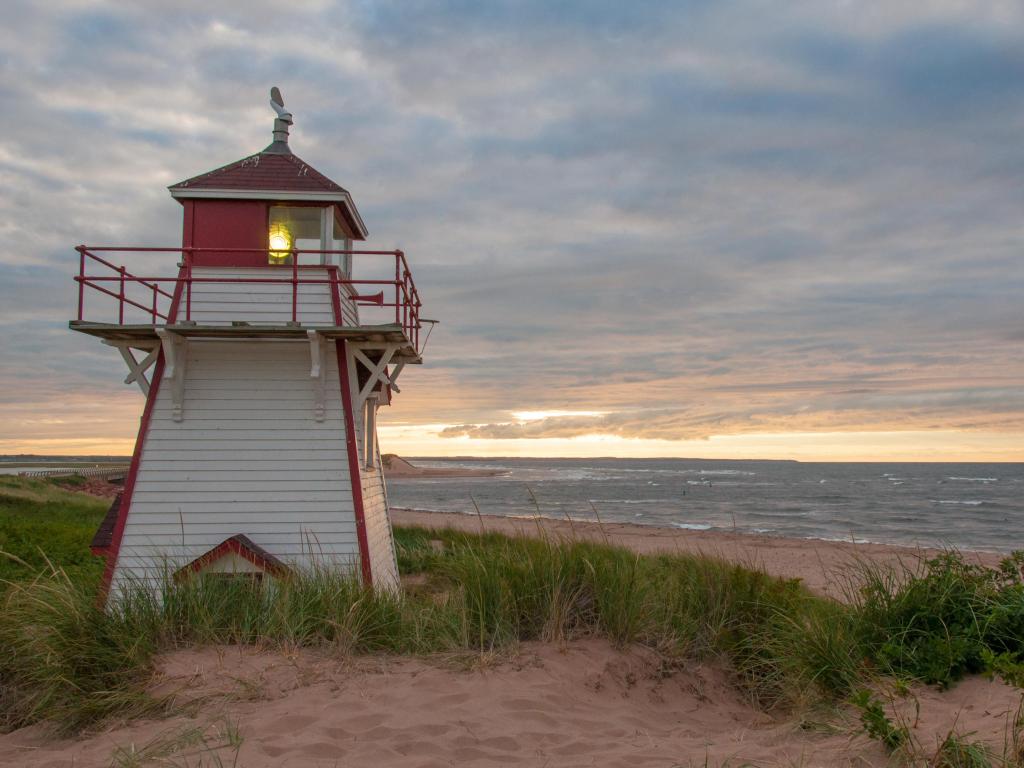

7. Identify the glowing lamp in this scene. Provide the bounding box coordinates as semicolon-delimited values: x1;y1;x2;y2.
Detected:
268;225;292;264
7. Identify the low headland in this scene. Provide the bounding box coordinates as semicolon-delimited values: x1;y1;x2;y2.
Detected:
382;453;506;478
0;473;1022;767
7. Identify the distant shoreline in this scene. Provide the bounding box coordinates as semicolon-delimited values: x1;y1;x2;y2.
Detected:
382;454;506;478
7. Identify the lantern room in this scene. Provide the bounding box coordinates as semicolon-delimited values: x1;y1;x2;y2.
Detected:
168;89;368;270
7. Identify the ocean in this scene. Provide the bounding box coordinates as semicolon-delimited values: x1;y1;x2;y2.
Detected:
387;458;1024;553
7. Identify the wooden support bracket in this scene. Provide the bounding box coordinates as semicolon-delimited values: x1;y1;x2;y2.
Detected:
308;330;327;422
348;342;403;413
155;329;187;422
102;340;160;396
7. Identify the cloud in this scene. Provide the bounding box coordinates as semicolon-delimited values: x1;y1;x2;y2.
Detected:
2;1;1024;457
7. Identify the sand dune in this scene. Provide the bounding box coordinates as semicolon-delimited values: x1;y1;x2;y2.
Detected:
2;641;1019;767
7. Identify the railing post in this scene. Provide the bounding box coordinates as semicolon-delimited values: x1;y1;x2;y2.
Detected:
76;246;85;321
185;248;193;322
395;251;402;325
152;284;157;324
118;266;125;324
292;250;299;323
403;271;409;337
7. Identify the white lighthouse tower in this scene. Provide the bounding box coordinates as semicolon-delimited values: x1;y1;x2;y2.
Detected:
72;90;424;601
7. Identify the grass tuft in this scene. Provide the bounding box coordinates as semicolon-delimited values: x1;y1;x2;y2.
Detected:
931;731;995;768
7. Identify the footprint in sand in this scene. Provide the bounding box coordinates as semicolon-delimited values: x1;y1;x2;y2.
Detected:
478;736;520;752
337;712;388;729
323;726;354;740
392;739;446;756
430;690;473;706
453;746;520;763
298;740;348;758
500;697;545;711
409;723;453;736
265;713;316;732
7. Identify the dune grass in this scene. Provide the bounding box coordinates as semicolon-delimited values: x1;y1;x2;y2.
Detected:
0;514;851;733
0;476;1022;742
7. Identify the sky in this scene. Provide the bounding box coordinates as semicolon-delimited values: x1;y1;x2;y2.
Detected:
1;0;1023;462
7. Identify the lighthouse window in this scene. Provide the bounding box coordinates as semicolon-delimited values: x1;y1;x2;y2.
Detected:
268;206;323;265
330;212;353;275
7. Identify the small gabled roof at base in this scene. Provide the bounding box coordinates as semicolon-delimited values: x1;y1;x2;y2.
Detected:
91;492;121;554
173;534;291;582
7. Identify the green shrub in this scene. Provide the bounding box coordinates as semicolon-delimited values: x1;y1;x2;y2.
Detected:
851;689;909;752
855;552;1024;688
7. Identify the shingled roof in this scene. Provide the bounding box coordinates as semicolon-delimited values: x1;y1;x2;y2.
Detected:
168;151;350;196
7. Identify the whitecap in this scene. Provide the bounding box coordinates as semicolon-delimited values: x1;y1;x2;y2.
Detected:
589;498;674;505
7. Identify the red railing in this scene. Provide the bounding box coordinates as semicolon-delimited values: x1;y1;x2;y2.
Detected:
74;246;423;353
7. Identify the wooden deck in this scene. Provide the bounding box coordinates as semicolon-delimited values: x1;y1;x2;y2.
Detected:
69;321;422;363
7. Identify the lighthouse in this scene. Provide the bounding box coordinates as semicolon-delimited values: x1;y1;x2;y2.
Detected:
72;89;424;601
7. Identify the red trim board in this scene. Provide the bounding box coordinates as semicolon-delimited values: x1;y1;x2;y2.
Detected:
337;339;373;586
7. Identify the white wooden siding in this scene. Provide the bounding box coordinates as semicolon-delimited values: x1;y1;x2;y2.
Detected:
354;411;400;592
109;340;363;598
184;267;358;326
340;287;359;326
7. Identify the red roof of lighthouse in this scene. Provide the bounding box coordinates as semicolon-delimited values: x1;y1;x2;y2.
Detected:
169;151;349;195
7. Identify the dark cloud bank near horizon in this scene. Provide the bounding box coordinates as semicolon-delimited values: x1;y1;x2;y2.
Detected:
1;1;1023;453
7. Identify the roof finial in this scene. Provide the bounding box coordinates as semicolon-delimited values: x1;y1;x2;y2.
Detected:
265;86;293;154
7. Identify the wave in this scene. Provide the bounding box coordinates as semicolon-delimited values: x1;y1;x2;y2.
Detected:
947;477;998;482
813;535;872;545
589;498;677;505
931;500;984;506
671;522;713;531
390;505;473;515
697;469;757;476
